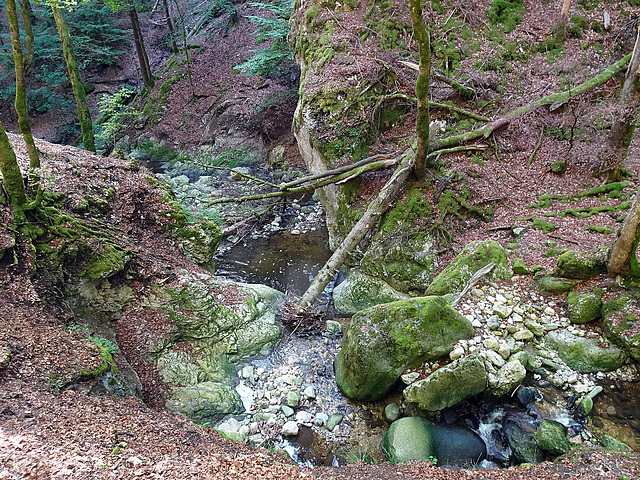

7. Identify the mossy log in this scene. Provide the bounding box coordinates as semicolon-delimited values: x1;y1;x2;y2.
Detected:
429;53;632;153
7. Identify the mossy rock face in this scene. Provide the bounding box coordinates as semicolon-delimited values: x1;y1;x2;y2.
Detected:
567;289;603;324
403;353;487;411
535;419;570;455
334;296;474;401
332;269;409;315
84;244;132;279
602;294;640;361
544;330;628;373
173;220;221;266
555;250;606;279
536;276;578;295
166;382;243;424
425;240;511;296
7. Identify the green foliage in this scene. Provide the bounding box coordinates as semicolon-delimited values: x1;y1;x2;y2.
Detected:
96;85;139;148
235;0;295;77
0;0;128;115
487;0;523;33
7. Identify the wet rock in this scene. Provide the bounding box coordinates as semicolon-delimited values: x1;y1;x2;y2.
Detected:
425;240;511;296
535;419;570;455
504;418;544;464
403;353;487;411
382;417;486;466
578;396;593;416
332;269;409;315
599;434;633;451
545;330;628;373
567;289;603;324
516;386;541;407
334;296;474;401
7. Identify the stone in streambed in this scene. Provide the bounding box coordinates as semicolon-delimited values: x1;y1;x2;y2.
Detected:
334;296;474;401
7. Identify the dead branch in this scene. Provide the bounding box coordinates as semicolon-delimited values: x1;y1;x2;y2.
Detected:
296;146;415;311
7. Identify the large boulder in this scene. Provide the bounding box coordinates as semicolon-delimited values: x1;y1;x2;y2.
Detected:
504;416;544;464
425;240;511;296
403;353;487;411
554;250;606;279
333;269;409;314
488;358;527;397
166;382;243;424
602;294;640;361
535;419;570;455
567;289;603;324
334;296;474;401
544;330;628;373
382;417;486;466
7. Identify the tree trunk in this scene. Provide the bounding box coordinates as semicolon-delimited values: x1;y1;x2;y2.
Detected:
602;28;640;182
608;191;640;276
409;0;430;179
161;0;178;53
296;148;415;311
6;0;40;184
555;0;571;44
129;6;154;88
21;0;34;72
52;4;96;153
0;124;28;208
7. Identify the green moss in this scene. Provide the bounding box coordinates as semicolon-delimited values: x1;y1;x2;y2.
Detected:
84;244;132;279
529;182;630;209
518;217;556;233
487;0;524;33
585;226;612;234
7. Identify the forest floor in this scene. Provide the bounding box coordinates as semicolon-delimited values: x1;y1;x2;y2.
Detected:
2;0;640;478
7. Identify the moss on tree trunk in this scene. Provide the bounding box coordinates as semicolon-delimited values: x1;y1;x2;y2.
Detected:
410;0;430;179
6;0;40;184
0;123;28;208
52;4;96;153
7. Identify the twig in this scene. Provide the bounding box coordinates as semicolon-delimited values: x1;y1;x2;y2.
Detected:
527;126;545;169
548;234;581;245
190;161;279;188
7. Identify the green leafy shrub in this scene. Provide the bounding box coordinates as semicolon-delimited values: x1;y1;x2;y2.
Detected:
235;0;295;77
96;85;139;148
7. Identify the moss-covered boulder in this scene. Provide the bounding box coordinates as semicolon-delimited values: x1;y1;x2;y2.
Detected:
555;250;606;279
425;240;511;296
602;294;640;361
173;220;221;266
535;419;570;455
166;382;243;424
567;289;603;324
402;353;487;411
536;276;578;294
382;417;486;466
544;330;628;373
512;258;530;275
334;296;474;401
155;272;284;421
333;269;409;314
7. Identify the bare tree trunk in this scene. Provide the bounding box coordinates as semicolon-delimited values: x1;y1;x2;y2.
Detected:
52;4;96;153
409;0;430;179
0;124;28;208
161;0;178;53
555;0;571;44
129;7;154;88
608;192;640;276
296;148;415;311
601;27;640;182
6;0;40;185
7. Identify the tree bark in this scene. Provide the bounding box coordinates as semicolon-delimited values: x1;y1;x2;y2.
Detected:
129;6;154;88
409;0;430;179
608;191;640;276
6;0;40;185
0;124;28;208
21;0;34;72
161;0;178;53
296;148;415;311
555;0;571;44
52;4;96;153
